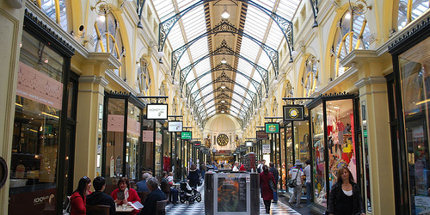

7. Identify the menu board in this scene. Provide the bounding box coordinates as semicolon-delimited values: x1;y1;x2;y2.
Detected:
217;175;247;212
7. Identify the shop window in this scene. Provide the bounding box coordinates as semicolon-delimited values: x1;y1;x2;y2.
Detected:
105;98;125;181
311;104;326;206
33;0;69;31
294;121;310;165
332;9;370;77
93;12;126;80
398;0;429;31
302;56;319;97
9;31;65;214
126;102;141;179
398;36;430;214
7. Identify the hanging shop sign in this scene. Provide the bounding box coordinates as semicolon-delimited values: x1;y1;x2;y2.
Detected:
193;141;201;147
283;105;305;121
262;144;271;154
265;123;279;133
256;130;268;140
181;131;192;140
245;141;253;147
168;121;183;132
146;104;168;120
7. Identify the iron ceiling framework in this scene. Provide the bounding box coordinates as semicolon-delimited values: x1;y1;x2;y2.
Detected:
152;0;309;126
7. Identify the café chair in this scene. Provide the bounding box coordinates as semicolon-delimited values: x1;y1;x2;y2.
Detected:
156;199;168;215
138;191;150;203
87;204;110;215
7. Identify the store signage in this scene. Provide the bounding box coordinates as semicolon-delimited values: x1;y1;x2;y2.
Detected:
245;141;253;147
216;174;248;212
262;144;270;154
168;121;183;132
181;131;192;140
193;141;201;147
283;105;304;121
17;62;63;110
256;130;268;140
146;104;168;119
107;115;140;136
265;123;279;133
142;130;153;142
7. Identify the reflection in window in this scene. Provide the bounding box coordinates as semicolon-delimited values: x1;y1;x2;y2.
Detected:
399;36;430;214
311;104;326;206
302;56;319;97
34;0;68;30
93;12;125;79
332;9;370;77
398;0;429;30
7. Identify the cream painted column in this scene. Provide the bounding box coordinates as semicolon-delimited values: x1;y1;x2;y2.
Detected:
355;75;395;215
0;1;24;214
73;53;119;188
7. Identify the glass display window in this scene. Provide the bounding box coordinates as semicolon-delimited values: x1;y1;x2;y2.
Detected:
126;102;141;180
9;31;67;214
105;98;125;180
397;36;430;214
307;95;361;209
294;121;310;164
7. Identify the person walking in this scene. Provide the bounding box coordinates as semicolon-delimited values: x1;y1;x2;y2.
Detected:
260;165;275;214
288;160;304;207
327;167;365;215
303;160;312;204
187;164;200;188
269;162;279;203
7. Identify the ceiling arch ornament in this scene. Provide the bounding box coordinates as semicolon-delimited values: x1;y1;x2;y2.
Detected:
170;20;279;79
195;86;253;108
186;63;263;98
180;40;269;93
158;0;294;62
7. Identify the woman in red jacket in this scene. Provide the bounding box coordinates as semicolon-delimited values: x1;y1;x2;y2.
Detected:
70;176;91;215
260;165;275;214
111;177;141;215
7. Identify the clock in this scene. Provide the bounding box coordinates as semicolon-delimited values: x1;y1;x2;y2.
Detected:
217;134;229;146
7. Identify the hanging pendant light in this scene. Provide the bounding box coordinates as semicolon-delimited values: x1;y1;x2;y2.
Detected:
221;57;227;64
221;7;230;19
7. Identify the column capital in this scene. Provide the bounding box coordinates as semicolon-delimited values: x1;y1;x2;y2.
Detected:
354;76;387;89
79;75;109;87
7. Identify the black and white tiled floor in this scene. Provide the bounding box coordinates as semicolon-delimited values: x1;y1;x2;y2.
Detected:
166;184;301;215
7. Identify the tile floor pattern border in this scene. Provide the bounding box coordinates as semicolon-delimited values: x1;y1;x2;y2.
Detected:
165;183;301;215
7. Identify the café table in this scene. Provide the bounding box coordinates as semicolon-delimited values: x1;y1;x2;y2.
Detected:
115;204;134;214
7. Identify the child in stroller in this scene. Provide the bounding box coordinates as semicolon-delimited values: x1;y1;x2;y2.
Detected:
179;180;201;204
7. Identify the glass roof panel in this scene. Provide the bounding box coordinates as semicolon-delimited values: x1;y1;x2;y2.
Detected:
206;106;215;114
235;75;249;86
151;0;175;20
181;6;206;40
276;0;301;21
233;84;246;96
237;60;254;77
189;38;209;62
265;24;284;49
194;59;211;76
232;94;244;104
243;6;269;41
201;84;213;96
203;94;214;104
169;25;185;50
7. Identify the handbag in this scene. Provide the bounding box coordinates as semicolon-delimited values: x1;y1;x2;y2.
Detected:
268;179;275;191
287;169;300;188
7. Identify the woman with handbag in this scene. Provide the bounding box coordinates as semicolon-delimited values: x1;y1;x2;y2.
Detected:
260;165;275;214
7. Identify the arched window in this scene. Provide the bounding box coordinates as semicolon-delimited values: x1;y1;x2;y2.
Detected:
36;0;69;31
93;12;126;80
302;56;319;97
137;58;151;96
332;9;370;77
397;0;429;30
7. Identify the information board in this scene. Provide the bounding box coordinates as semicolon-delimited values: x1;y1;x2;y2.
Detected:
216;174;248;213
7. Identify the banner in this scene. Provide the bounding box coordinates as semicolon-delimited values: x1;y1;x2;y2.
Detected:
142;130;153;142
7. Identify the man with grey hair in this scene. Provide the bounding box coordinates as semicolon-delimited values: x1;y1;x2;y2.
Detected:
136;172;151;192
141;177;166;215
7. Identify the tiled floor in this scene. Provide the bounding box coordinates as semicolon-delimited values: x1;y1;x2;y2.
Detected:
166;184;301;215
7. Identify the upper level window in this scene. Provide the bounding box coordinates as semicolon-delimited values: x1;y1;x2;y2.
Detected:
302;56;319;97
332;9;370;77
93;12;126;80
34;0;69;31
398;0;429;30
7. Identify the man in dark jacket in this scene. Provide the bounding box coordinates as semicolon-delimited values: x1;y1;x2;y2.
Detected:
269;162;279;203
141;177;166;215
86;176;115;215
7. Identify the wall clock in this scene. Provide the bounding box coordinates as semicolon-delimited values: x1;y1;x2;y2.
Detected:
217;134;229;146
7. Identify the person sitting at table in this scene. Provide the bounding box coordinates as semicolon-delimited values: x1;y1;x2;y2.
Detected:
111;177;141;215
141;177;166;215
87;176;115;215
70;176;91;215
136;173;151;193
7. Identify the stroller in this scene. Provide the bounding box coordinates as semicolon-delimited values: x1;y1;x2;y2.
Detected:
179;181;202;203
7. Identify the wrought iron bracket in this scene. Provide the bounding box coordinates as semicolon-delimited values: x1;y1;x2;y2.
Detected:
310;0;318;28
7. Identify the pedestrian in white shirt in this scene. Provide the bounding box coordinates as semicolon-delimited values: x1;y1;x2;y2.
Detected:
232;162;239;172
288;160;304;207
304;160;312;204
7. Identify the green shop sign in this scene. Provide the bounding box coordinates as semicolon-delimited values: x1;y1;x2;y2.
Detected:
181;131;192;140
265;123;279;134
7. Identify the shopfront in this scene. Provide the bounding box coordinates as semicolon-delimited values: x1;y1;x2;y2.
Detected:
388;15;430;215
307;94;362;210
102;92;144;192
8;11;76;215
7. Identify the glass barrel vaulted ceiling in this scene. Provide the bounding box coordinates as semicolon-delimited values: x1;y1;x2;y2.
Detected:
151;0;302;124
